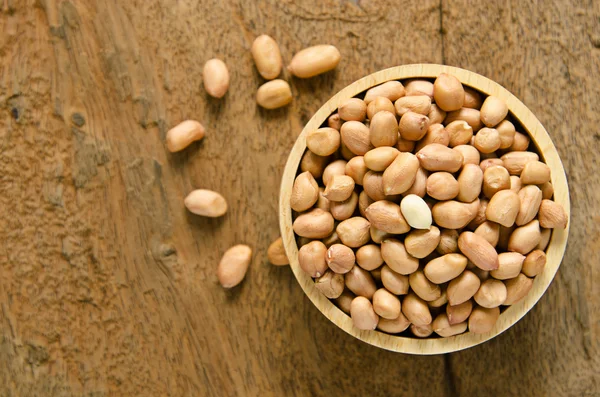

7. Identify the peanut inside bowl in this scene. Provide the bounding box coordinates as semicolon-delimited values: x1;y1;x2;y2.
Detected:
279;64;570;355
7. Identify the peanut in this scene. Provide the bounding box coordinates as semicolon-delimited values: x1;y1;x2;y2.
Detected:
335;290;355;314
345;156;368;185
340;120;372;155
433;73;465;111
306;127;341;157
454;144;480;166
218;244;252;288
394;95;431;116
290;171;319;212
467;198;488;230
364;147;399;171
483;165;510;198
377;312;411;334
501;151;539;175
381;265;410;295
491;252;525;280
537;227;552;251
416;143;463;172
402;293;432;326
328;113;342;130
367;96;395;119
409;270;442;301
447;300;473;325
468;306;500;334
458;231;499;271
480;158;504;172
350;296;379;330
268;237;289;266
397;135;416;152
316;187;330;211
364;81;406;104
403;166;429;198
382;152;420;195
474;220;500;247
428;104;447;124
298;240;328;277
364;200;410;234
456;164;483;202
509;175;522;193
326;244;355;274
323;175;355;201
437;228;459;255
405;226;441;259
508;220;542;254
251;34;282;80
203;58;229;98
345;266;377;299
410;323;434;338
405;79;434;98
539;181;554;200
301;150;328;178
287;44;341;78
432;199;480;229
521;161;551;185
522;250;546;277
356;244;383;271
415;123;449;152
509;131;530;151
538;199;568;229
399;112;429;141
184;189;228;217
428;290;449;308
363;171;398;202
330;191;358;221
322;160;347;186
473;279;507;308
432;313;468;337
373;288;402;319
445;108;483;132
256;79;292;109
358;190;374;217
503;273;533;305
463;86;483;109
486;189;520;227
380;238;419;275
400;194;433;229
446;120;474;147
427;172;459;201
293;208;335;239
338;98;367;122
424;253;468;284
315;270;344;299
480;95;508;127
516;184;542;226
166;120;205;152
336;217;371;248
496;119;516;149
474;127;501;153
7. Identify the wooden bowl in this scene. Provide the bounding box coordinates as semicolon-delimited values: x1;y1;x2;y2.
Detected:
279;64;570;354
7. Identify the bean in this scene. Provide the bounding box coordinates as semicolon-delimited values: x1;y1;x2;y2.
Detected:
364;147;399;171
468;306;500;334
486;189;520;227
409;270;442;301
483;165;510;198
345;156;368;185
364;200;410;234
480;95;508;127
184;189;228;217
474;127;501;153
496;119;516;149
394;95;431;116
538;199;568;229
432;199;480;229
405;226;441;259
521;161;551;185
350;296;379;330
522;250;547;277
256;79;292;109
251;34;282;80
380;239;419;275
364;81;406;104
416;143;463;172
298;241;328;277
345;266;377;299
463;87;483;109
473;279;507;308
300;150;329;178
323;175;355;201
290;171;319;212
437;228;459;255
381;265;410;295
306;127;341;157
356;244;384;271
433;73;465;111
341;120;372;155
503;273;533;305
427;172;459;201
336;217;371;248
501;151;539;175
509;131;530;151
447;120;474;147
373;288;402;319
382;152;420;195
474;221;500;247
508;220;542;254
377;312;411;334
315;270;345;299
402;293;432;326
516;185;543;226
367;96;396;119
454;144;480;166
447;270;481;306
404;79;434;98
293;208;335;239
428;104;447;124
288;44;341;78
432;313;468;337
424;253;468;284
218;245;252;288
399;112;430;141
446;300;473;325
203;58;229;98
330;191;358;221
445;108;483;132
400;194;432;229
166;120;205;152
415;123;449;152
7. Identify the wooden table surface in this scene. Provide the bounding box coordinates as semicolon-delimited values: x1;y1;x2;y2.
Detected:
1;1;598;396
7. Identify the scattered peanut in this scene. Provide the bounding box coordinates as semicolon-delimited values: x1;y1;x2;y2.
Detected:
251;35;282;80
203;58;230;98
267;237;289;266
218;245;252;288
256;79;292;109
166;120;205;152
287;45;341;78
185;189;228;217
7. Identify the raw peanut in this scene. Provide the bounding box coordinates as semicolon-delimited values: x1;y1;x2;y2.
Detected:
486;189;520;227
364;81;406;104
293;208;335;239
538;200;568;229
402;293;432;326
350;296;379;330
256;79;292;109
381;239;419;275
363;171;389;201
345;266;377;299
458;231;499;270
287;45;340;78
364;200;410;234
251;34;282;79
322;160;347;186
345;156;368;185
516;185;543;226
497;225;514;251
521;161;551;185
336;217;371;248
405;79;434;98
432;199;480;229
328;114;342;130
306;128;341;157
415;124;449;152
335;290;355;314
316;187;330;211
370;225;391;244
467;198;488;230
416;143;463;172
508;220;542;254
539;181;554;200
446;120;474;147
399;112;429;141
474;279;507;308
218;245;252;288
522;250;546;277
432;313;467;337
411;323;434;338
480;95;508;127
298;241;328;277
480;158;504;172
315;270;345;299
326;244;355;274
437;228;459;255
356;244;383;271
447;270;481;305
322;231;340;247
496;120;516;149
538;228;551;251
268;237;289;266
428;290;449;308
341;142;357;160
377;312;411;333
403;167;429;198
409;270;442;301
468;306;500;334
454;144;480;166
394;95;432;116
447;300;473;325
428;104;447;124
405;226;441;259
323;175;355;201
381;265;409;295
301;150;328;178
501;151;539;175
203;58;229;98
424;253;468;284
400;194;432;229
364;147;399;171
373;289;402;319
396;135;416;152
474;127;501;153
166;120;205;152
382;152;420;195
367;96;396;119
358;190;374;217
371;268;382;282
509;175;522;193
338;98;367;122
463;86;483;109
491;252;525;280
184;189;228;217
427;172;459;201
341;120;372;155
474;221;500;247
433;73;465;111
330;191;358;221
503;273;534;305
457;164;483;203
290;171;319;212
509;131;530;151
445;108;483;132
483;165;510;198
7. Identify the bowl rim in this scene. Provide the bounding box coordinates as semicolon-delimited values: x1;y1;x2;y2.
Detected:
279;64;570;355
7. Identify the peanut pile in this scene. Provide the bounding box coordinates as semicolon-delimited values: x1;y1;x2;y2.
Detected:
291;74;568;338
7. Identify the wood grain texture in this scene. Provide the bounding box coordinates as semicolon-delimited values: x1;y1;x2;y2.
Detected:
0;0;596;396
